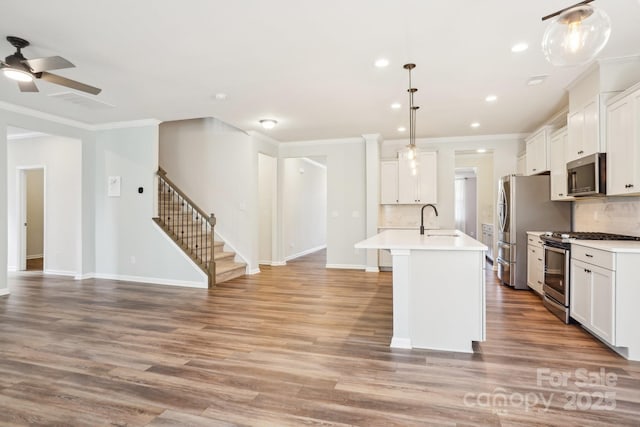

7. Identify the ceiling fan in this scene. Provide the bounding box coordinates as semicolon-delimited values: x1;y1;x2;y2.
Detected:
1;36;101;95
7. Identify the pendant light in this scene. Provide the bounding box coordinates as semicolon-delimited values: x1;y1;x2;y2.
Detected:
541;0;611;67
404;63;419;176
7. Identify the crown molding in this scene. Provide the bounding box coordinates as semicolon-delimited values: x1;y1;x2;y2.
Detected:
386;133;526;145
93;119;161;130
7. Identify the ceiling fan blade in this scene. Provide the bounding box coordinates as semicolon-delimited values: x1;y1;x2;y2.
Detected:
23;56;75;73
18;80;39;92
39;71;101;95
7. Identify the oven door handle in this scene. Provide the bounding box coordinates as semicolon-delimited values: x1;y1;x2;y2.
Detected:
543;245;568;254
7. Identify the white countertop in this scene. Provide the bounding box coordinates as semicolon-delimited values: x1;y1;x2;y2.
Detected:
572;239;640;253
355;229;487;251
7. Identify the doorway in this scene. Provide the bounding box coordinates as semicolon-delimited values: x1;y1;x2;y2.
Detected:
454;168;478;239
18;167;45;271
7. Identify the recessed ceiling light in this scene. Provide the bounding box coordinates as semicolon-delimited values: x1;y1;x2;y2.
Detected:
375;58;390;68
511;42;529;53
477;148;487;153
471;122;480;128
527;75;548;86
398;126;406;132
259;119;278;129
391;102;401;109
214;93;227;100
485;95;498;102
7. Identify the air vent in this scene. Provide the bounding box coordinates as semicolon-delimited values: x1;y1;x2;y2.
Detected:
48;91;115;110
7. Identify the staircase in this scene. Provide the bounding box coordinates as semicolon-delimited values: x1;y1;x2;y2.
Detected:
153;168;246;287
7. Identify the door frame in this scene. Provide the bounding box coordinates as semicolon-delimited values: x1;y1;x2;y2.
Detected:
16;165;46;271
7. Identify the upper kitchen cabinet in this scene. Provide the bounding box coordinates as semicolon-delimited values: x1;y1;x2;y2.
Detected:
567;96;605;162
380;161;399;204
525;126;551;175
606;82;640;196
399;151;438;204
381;151;438;205
566;57;640;163
549;127;573;201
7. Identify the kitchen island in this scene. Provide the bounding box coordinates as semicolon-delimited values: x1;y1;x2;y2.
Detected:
355;229;487;353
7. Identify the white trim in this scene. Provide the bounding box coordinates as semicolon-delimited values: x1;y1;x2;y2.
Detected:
0;100;161;132
248;268;261;275
26;254;43;260
326;263;367;270
365;267;380;273
43;269;77;277
92;273;207;288
74;273;95;280
0;101;93;130
390;337;412;349
7;266;17;272
284;245;326;262
7;131;49;141
386;133;526;145
0;288;10;297
301;157;327;170
93;119;161;130
284;137;364;147
270;261;287;266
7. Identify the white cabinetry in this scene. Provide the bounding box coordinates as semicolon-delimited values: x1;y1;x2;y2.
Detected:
567;95;607;162
525;127;551;176
606;83;640;196
381;152;437;205
549;127;573;201
481;224;494;262
570;245;615;344
380;161;399;204
526;233;544;295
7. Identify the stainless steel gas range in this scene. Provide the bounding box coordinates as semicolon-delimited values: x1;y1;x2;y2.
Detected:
540;231;640;323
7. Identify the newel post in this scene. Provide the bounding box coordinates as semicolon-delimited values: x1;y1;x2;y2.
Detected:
208;213;217;288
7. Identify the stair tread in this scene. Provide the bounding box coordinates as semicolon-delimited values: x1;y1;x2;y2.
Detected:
214;251;235;260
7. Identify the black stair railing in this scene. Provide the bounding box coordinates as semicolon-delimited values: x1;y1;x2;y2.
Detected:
155;167;216;287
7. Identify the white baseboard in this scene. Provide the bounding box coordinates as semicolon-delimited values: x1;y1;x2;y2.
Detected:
326;264;366;270
0;288;10;297
44;269;77;277
74;273;95;280
7;266;17;272
270;261;287;267
26;254;43;260
285;245;326;262
365;267;380;273
390;337;412;349
248;268;261;275
92;273;207;288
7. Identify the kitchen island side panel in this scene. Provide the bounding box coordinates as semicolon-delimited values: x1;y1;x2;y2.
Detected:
408;249;485;352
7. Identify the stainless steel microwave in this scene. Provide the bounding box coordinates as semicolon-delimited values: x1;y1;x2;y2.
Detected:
567;153;606;197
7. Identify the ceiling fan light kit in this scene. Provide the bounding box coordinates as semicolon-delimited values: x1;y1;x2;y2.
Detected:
1;35;102;95
541;0;611;67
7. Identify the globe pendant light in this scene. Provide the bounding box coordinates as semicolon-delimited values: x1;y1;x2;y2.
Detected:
541;0;611;67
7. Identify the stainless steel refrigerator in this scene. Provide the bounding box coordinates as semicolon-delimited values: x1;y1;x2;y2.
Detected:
496;174;571;290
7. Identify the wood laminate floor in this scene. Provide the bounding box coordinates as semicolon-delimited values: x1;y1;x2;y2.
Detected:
2;250;640;426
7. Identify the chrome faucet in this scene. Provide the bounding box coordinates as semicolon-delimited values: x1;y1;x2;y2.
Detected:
420;204;439;235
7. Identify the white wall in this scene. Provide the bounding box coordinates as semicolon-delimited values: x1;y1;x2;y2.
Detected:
456;152;494;233
7;135;82;275
0;122;6;294
282;157;327;260
26;169;44;258
159;118;256;271
94;125;206;286
280;138;366;269
258;153;276;264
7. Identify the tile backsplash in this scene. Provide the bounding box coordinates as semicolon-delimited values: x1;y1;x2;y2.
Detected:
574;197;640;237
379;205;440;228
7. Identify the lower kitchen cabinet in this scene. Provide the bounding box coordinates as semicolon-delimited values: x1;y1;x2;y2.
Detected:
526;233;544;295
481;223;494;262
570;259;615;344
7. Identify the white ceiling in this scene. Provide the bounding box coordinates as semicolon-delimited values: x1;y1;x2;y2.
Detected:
1;0;640;142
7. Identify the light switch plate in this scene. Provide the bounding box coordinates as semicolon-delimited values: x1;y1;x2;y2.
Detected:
108;176;121;197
